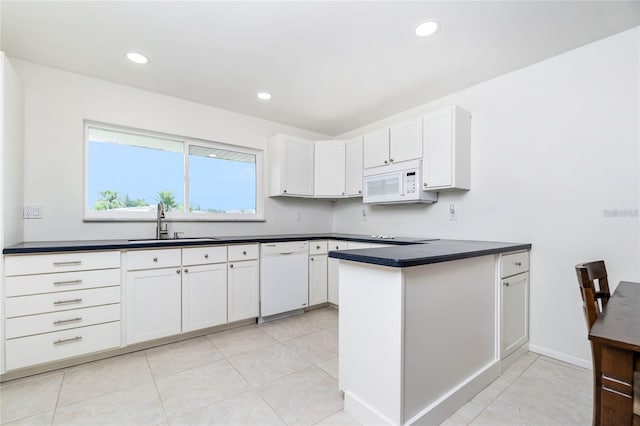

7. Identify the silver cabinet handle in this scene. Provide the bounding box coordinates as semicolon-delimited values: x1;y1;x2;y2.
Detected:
204;254;209;259
184;268;189;273
243;251;247;255
153;257;159;262
54;298;82;305
283;189;287;193
358;190;362;194
335;246;340;250
229;264;234;268
176;269;181;274
384;160;389;164
53;336;82;345
390;158;394;163
311;257;314;261
53;317;82;326
423;182;428;187
342;192;345;195
504;282;510;287
53;279;82;286
53;261;82;267
316;245;321;249
515;262;522;266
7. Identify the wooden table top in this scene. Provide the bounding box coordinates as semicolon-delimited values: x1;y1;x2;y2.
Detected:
589;281;640;352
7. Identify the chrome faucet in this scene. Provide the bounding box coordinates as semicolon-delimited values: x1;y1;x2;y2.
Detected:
156;202;169;240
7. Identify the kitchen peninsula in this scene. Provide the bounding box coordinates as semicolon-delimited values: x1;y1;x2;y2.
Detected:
329;239;531;425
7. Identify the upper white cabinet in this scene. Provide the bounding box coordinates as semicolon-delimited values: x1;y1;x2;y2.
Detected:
389;118;423;165
314;140;347;198
422;106;471;191
363;118;423;169
363;128;390;168
345;137;363;196
269;134;314;197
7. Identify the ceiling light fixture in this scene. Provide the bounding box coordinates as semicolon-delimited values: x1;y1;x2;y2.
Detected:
126;52;149;64
257;92;272;101
208;153;217;158
415;21;439;37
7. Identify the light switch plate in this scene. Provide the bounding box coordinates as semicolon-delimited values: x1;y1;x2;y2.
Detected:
24;205;43;219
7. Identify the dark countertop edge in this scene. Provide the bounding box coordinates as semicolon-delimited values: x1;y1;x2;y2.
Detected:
328;243;532;268
2;234;420;254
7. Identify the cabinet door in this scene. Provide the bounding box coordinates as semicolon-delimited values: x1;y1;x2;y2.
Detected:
390;118;422;164
363;128;390;168
309;255;328;306
328;258;339;305
345;137;363;196
182;263;227;332
126;268;182;344
501;272;529;358
314;140;346;197
423;107;454;189
284;138;315;196
228;260;259;322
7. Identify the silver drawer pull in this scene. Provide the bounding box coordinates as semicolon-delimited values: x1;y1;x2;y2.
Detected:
53;336;82;345
153;257;159;262
204;254;209;259
504;281;510;287
514;262;522;266
54;298;83;305
243;251;247;255
53;261;82;267
53;279;83;286
53;317;82;326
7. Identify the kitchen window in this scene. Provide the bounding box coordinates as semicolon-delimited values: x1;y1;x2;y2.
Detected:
84;122;263;221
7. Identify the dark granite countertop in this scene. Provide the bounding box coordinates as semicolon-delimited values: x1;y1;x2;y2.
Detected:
3;234;530;268
328;239;532;268
2;233;426;254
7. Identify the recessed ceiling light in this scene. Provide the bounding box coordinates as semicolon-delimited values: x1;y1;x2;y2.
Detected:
208;153;217;158
257;92;272;101
415;21;439;37
126;52;149;64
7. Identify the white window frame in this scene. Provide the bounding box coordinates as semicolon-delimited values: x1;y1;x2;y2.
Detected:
84;121;264;222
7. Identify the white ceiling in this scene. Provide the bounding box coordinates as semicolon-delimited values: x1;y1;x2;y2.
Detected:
2;1;639;136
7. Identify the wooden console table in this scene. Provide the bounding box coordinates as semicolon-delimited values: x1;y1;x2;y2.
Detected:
589;281;640;426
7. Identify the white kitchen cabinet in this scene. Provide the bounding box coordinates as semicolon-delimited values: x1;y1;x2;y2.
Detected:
126;267;182;344
422;105;471;191
309;240;328;306
3;250;121;371
182;263;228;332
314;140;346;198
363;128;390;168
364;118;422;169
500;251;530;359
345;137;363;197
228;259;259;322
389;117;423;165
269;134;314;197
328;240;349;305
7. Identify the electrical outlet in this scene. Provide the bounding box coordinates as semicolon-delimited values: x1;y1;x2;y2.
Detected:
295;211;303;221
448;203;457;221
362;207;368;222
23;205;43;219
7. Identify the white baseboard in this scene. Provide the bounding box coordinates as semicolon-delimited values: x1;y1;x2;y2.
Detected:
528;344;592;370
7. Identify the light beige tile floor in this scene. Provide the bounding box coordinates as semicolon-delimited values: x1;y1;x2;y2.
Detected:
0;307;592;425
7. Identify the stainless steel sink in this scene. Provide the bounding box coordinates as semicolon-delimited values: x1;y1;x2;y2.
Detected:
128;237;218;243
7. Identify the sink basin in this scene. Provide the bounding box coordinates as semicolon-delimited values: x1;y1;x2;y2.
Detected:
128;237;218;243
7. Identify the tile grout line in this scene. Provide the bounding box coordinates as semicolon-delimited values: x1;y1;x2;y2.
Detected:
144;352;170;425
49;369;65;426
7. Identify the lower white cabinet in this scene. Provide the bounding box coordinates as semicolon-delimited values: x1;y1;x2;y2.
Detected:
126;267;182;344
182;263;228;332
328;240;348;305
309;254;328;306
501;271;529;358
228;260;259;322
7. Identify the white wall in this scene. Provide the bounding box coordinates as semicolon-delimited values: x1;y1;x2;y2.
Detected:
2;53;24;247
333;27;640;366
13;60;334;241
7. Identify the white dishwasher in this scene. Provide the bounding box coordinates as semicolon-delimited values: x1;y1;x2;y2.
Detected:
259;241;309;321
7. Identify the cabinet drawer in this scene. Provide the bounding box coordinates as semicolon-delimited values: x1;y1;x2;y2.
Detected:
127;248;181;270
6;303;121;339
5;268;120;297
5;251;120;276
182;246;227;266
309;241;328;255
5;321;121;371
228;244;259;261
328;240;348;251
6;286;121;318
501;252;530;278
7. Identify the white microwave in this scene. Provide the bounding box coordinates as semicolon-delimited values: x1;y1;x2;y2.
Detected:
363;159;438;205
